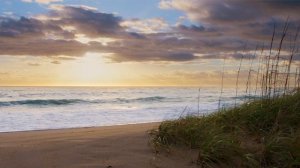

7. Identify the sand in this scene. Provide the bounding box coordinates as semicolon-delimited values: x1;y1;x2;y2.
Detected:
0;123;198;168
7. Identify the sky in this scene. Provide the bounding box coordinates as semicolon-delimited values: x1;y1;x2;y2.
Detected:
0;0;299;86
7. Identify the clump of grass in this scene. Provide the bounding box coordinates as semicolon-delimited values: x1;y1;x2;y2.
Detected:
150;91;300;167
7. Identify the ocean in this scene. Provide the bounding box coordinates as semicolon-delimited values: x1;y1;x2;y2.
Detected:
0;87;247;132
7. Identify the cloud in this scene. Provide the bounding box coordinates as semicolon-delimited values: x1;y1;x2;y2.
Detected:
90;40;198;62
157;0;300;59
0;3;299;63
0;38;88;56
48;5;123;37
0;17;44;37
177;24;205;32
0;5;202;62
21;0;33;2
159;0;300;41
22;0;63;4
0;6;120;57
197;52;256;60
0;16;73;39
108;51;197;62
121;18;170;34
159;0;300;24
51;60;61;64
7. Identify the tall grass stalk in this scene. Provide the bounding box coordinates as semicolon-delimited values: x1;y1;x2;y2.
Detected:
273;19;289;97
235;43;247;107
218;59;226;111
265;24;276;98
284;27;299;95
197;88;201;116
255;44;264;98
246;45;258;99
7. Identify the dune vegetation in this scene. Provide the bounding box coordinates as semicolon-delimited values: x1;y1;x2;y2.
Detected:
150;90;300;167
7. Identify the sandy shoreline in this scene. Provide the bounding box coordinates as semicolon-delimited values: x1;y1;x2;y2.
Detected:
0;122;197;168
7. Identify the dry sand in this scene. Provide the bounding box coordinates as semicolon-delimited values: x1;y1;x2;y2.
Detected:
0;123;198;168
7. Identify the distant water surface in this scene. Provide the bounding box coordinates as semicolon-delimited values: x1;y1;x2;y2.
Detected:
0;87;246;132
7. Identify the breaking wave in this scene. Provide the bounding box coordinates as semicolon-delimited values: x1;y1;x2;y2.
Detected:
0;96;167;107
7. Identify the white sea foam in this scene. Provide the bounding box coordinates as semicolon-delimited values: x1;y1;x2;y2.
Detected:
0;87;246;132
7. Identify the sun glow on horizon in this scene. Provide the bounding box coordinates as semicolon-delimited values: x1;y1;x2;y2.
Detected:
0;53;244;87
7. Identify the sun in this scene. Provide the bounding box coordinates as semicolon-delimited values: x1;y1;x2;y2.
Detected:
66;53;111;85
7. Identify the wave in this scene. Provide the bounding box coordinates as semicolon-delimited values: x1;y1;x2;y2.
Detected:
136;96;165;101
116;96;166;103
0;96;167;107
0;99;85;106
233;95;260;100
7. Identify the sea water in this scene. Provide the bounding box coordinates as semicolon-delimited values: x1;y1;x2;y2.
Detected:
0;87;247;132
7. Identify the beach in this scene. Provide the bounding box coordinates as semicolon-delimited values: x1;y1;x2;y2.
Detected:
0;87;239;168
0;122;198;168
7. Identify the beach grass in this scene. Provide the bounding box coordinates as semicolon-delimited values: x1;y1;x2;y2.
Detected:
150;90;300;167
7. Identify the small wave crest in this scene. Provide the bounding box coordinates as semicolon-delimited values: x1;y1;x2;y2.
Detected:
0;99;85;107
136;96;165;101
233;95;260;100
116;96;166;103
